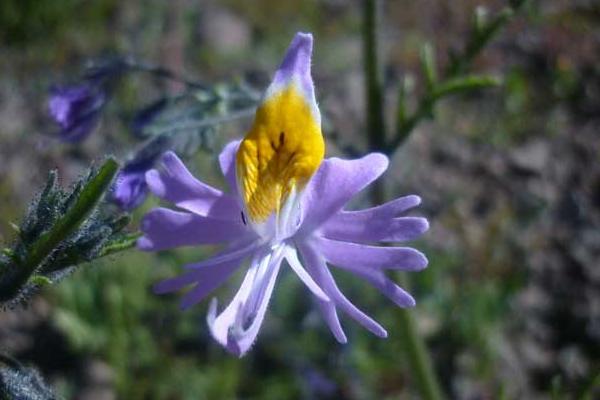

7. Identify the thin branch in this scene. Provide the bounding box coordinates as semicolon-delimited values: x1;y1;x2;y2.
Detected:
388;0;527;154
123;57;209;90
148;107;256;136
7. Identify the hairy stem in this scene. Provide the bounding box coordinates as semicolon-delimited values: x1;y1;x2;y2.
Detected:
0;158;118;302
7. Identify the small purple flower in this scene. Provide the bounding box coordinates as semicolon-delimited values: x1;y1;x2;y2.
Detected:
110;136;171;211
139;32;429;356
48;84;106;142
111;166;150;211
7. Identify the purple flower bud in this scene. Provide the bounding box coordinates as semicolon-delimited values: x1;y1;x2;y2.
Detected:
48;84;106;142
110;136;171;211
110;167;149;211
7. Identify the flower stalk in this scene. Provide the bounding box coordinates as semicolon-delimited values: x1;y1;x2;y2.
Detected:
363;0;444;398
362;0;527;397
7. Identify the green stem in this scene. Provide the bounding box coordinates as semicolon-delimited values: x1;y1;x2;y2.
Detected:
97;232;142;258
445;2;523;77
388;0;526;154
389;75;500;153
396;276;444;400
362;1;444;398
0;158;118;302
363;0;386;152
123;57;209;90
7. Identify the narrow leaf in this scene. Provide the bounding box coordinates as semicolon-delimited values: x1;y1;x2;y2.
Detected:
420;42;437;92
432;75;502;99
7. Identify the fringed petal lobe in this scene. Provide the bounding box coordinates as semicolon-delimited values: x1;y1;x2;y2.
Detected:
315;237;428;271
321;215;429;243
146;151;239;219
207;247;284;357
300;153;389;234
298;241;388;338
138;208;247;251
219;140;242;198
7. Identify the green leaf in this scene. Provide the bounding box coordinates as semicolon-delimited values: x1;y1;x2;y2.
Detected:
420;42;437;92
473;6;489;35
28;275;52;287
432;75;502;99
97;232;142;258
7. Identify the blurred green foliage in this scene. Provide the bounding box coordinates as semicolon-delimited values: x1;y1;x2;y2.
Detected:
0;0;117;46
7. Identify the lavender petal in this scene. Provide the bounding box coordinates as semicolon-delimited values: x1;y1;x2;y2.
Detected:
315;237;428;271
284;245;330;301
321;214;428;243
153;254;246;311
340;195;422;219
271;32;317;108
298;241;388;338
146;151;239;219
110;169;148;211
300;153;389;234
138;208;247;251
316;299;347;344
153;243;251;294
207;248;284;357
218;140;241;198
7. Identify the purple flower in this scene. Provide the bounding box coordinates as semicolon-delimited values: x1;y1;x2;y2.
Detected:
139;32;429;356
111;166;149;211
110;136;171;211
48;84;106;142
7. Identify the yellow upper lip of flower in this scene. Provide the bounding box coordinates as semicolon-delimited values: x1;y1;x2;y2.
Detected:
236;83;324;223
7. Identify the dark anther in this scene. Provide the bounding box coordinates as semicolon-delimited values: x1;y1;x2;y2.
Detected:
241;211;247;225
279;131;285;145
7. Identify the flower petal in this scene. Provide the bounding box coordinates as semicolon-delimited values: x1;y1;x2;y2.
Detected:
207;247;284;357
153;251;247;310
218;140;241;198
358;269;415;308
316;300;347;344
137;208;248;251
322;215;428;243
313;238;417;308
315;237;428;271
298;241;387;338
341;195;422;219
300;154;389;234
270;32;318;119
153;239;255;293
236;32;324;225
146;151;238;219
184;240;260;270
284;245;330;301
110;169;148;211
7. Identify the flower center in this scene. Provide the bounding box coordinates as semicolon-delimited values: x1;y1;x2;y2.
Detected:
236;83;324;224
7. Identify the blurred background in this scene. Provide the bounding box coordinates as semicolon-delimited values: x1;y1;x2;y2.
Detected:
0;0;598;398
